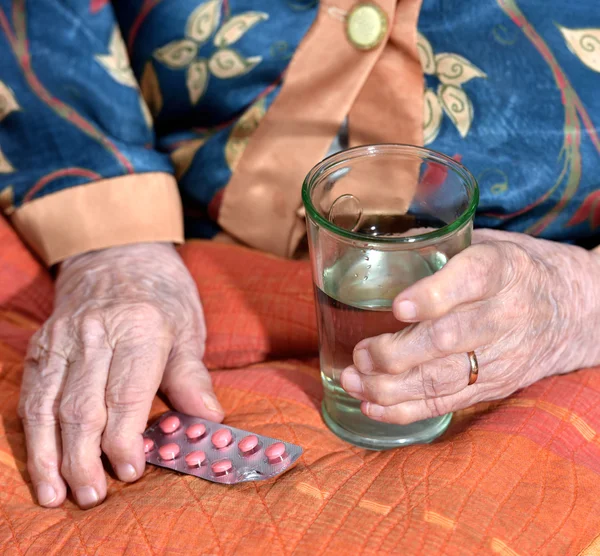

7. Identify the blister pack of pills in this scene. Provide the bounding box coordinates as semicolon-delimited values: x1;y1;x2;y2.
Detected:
143;411;303;484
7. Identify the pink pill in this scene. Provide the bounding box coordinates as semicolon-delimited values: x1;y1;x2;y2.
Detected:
185;450;207;468
158;443;180;460
211;459;233;476
211;428;233;449
238;435;259;455
159;415;181;434
185;423;207;441
143;438;154;453
265;442;287;463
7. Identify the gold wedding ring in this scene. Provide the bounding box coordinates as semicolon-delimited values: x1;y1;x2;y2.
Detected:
467;351;479;385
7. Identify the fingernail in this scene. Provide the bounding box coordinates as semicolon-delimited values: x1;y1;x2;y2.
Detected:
341;369;362;394
202;394;223;414
75;486;99;509
396;300;417;321
36;483;57;506
353;349;373;373
366;403;384;418
115;463;137;482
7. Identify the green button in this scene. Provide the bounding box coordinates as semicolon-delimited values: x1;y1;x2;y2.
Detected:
346;3;388;51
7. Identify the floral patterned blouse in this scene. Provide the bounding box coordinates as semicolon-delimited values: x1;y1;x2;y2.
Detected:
0;0;598;264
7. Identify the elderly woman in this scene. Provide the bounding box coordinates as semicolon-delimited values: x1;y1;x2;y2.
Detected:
0;0;598;510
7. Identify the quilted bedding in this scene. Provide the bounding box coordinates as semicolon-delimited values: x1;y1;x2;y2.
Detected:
1;215;600;555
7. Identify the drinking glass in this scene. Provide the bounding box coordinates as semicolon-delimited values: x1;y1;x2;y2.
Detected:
302;144;479;450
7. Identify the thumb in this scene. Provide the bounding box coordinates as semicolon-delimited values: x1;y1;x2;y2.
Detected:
160;344;224;422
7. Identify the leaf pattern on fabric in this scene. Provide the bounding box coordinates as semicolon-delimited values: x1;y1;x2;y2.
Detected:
225;97;267;171
140;61;163;118
558;26;600;73
0;81;20;122
153;0;267;104
0;185;14;214
154;40;199;69
567;189;600;229
95;27;137;88
435;53;487;85
0;147;14;174
95;27;154;128
186;0;222;43
170;138;207;180
187;60;209;105
209;50;261;78
417;32;436;75
213;12;269;47
423;88;443;144
438;84;473;138
139;97;153;128
418;33;486;144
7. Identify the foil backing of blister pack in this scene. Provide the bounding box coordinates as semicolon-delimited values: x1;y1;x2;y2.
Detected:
144;411;303;484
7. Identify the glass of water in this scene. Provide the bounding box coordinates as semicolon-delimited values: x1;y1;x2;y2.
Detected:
302;144;479;450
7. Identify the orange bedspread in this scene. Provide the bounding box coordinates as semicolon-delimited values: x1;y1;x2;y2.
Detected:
1;215;600;555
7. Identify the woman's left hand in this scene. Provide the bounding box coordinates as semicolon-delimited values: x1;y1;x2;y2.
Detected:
340;229;600;424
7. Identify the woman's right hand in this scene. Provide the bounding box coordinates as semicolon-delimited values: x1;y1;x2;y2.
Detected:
18;242;223;510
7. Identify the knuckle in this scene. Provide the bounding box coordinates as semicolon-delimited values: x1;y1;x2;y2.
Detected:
420;361;464;399
18;391;58;424
25;329;45;358
129;302;167;326
424;396;452;418
59;458;81;480
46;318;73;348
27;455;60;479
387;405;415;426
111;303;173;346
59;392;106;431
369;334;397;371
25;337;49;365
420;365;444;399
105;383;150;412
427;318;459;355
77;315;108;349
101;431;134;457
49;316;70;335
362;378;389;405
26;327;71;368
426;285;444;308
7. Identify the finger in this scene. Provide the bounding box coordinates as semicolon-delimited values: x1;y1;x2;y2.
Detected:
391;241;520;323
354;303;498;376
341;352;472;405
161;341;224;422
59;319;112;509
102;334;171;484
361;385;482;425
19;334;69;508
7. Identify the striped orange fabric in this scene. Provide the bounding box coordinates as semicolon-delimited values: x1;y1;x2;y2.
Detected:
1;215;600;555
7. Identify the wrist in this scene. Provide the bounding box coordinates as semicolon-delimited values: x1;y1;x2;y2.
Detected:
53;241;196;313
60;242;177;273
57;242;182;298
563;246;600;370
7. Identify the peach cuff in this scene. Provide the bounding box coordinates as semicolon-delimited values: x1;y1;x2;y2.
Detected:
10;172;183;266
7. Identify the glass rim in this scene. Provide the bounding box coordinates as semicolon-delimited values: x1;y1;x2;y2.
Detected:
301;144;480;245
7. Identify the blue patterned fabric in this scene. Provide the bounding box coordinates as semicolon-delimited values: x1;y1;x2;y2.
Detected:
419;0;600;242
0;0;598;246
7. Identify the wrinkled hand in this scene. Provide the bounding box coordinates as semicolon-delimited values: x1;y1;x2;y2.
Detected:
19;243;223;509
341;229;600;424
